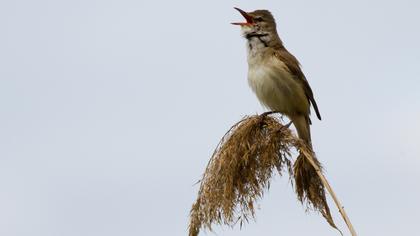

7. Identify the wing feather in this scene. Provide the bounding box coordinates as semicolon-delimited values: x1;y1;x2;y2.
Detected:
273;48;322;120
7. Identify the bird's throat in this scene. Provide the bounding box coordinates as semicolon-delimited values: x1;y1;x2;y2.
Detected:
246;34;270;57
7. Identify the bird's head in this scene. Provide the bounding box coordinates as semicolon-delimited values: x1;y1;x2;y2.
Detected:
232;8;278;38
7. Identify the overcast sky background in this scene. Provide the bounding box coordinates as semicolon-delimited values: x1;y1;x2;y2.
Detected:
1;0;419;235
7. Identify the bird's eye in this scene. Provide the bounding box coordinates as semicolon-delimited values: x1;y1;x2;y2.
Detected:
254;16;263;22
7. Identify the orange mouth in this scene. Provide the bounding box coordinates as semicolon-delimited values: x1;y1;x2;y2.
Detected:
231;7;254;26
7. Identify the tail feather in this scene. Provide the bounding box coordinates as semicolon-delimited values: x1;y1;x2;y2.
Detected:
290;115;312;146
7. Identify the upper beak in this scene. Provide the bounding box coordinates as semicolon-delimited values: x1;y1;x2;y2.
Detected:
231;7;254;26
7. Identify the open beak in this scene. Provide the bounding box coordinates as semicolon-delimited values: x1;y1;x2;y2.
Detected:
231;7;254;26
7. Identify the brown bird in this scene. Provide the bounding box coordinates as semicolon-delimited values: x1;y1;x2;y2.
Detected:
231;9;344;231
232;8;321;147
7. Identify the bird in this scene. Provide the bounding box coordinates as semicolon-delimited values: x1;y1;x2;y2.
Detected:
231;10;345;232
232;7;321;147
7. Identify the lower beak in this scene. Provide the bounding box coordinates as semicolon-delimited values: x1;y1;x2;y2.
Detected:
231;7;254;26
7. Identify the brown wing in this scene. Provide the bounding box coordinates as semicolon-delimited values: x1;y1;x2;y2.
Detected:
273;48;322;120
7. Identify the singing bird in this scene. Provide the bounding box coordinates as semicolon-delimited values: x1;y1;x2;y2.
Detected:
232;8;321;146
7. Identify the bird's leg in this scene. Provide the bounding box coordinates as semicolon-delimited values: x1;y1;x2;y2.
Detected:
260;110;280;119
259;111;289;130
259;111;276;125
259;111;293;131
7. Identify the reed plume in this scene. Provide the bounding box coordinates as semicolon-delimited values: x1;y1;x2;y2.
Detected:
188;112;355;236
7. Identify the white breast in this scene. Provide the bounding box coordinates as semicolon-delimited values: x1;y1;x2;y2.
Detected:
247;52;308;115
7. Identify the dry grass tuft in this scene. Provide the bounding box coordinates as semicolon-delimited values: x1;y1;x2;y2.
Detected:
188;113;340;236
293;141;340;233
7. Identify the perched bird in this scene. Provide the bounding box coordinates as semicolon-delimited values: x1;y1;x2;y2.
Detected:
232;9;342;230
232;8;321;147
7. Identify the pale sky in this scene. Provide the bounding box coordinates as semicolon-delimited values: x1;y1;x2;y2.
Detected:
1;0;419;235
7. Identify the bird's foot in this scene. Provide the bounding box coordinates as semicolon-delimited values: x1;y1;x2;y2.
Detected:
259;111;280;119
